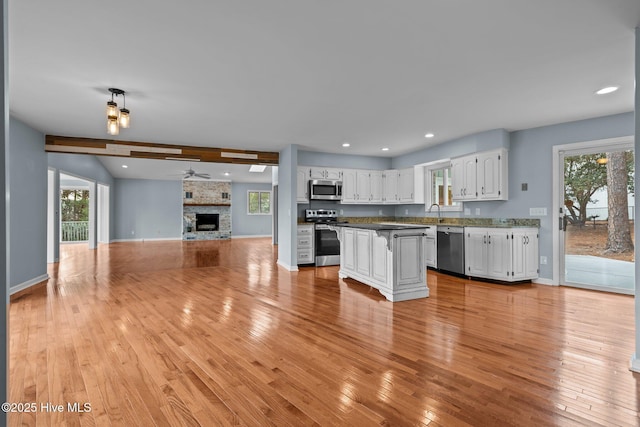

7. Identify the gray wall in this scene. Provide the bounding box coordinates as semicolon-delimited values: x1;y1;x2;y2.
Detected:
231;182;272;237
9;117;47;290
113;178;182;240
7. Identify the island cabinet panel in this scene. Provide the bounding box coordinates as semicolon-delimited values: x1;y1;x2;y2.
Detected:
395;235;424;286
355;229;372;276
371;233;389;283
342;228;356;271
336;225;429;302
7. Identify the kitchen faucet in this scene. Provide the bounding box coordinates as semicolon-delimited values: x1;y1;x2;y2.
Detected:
428;203;442;223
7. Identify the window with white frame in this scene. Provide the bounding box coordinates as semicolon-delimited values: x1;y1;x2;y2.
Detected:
424;160;462;211
247;190;271;215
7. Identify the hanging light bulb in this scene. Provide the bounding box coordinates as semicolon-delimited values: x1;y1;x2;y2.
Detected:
119;92;130;128
119;108;130;128
107;115;120;135
106;99;118;117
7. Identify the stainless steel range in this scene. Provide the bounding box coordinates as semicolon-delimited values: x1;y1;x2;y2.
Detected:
304;209;346;266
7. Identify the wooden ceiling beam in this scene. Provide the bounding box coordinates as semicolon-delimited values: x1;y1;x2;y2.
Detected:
45;135;279;165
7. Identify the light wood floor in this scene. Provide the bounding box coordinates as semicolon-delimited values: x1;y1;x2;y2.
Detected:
9;239;640;426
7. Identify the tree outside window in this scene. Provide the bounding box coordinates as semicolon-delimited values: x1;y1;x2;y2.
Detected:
248;191;271;215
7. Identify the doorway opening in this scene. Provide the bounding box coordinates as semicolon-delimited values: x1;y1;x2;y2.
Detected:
555;138;634;294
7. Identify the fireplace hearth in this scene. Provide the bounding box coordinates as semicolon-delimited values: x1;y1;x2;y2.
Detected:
196;213;219;231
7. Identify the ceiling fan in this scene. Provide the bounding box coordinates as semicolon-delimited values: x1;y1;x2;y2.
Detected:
182;167;211;180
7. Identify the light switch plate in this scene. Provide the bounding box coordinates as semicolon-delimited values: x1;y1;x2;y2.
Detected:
475;208;480;215
464;208;471;215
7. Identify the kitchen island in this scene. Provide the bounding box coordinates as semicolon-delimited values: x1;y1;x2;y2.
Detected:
331;223;429;302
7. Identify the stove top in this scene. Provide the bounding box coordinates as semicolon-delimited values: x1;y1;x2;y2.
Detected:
305;209;338;223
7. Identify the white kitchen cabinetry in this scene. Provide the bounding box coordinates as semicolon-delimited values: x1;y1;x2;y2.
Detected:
341;169;357;203
451;149;508;202
310;167;342;180
370;170;383;203
424;226;437;268
297;224;314;265
383;170;400;203
398;167;425;203
342;169;383;204
511;228;539;280
297;167;310;203
336;225;429;302
382;167;424;204
464;227;538;281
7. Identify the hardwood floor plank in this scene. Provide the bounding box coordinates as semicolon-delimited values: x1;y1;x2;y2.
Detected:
8;239;640;426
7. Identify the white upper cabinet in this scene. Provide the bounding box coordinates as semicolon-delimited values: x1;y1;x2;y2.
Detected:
398;167;425;204
451;148;508;201
383;170;399;204
382;167;424;204
342;169;358;203
370;170;384;203
310;167;343;180
297;167;310;203
342;169;383;204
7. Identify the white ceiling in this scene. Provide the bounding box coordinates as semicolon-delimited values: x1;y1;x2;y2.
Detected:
98;157;273;183
8;1;640;179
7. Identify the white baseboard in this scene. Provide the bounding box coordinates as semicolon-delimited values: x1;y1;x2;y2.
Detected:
231;234;272;239
631;354;640;373
532;277;555;286
277;259;298;271
10;274;49;295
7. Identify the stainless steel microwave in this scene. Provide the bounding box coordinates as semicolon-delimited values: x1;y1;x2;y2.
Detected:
309;179;342;200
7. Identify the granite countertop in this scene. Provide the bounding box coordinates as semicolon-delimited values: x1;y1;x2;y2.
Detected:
330;223;429;231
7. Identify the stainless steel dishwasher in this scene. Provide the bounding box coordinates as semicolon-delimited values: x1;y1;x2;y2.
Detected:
437;226;465;275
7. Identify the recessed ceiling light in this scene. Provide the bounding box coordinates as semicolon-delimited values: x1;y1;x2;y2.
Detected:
121;164;128;168
381;147;389;151
223;172;230;176
249;165;267;173
595;86;619;95
342;142;350;147
424;133;435;138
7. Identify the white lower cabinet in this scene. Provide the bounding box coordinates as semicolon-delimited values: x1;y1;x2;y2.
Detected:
424;226;437;268
464;227;538;281
297;224;314;265
337;226;429;301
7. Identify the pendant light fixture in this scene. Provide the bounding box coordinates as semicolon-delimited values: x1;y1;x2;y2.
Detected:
106;88;131;135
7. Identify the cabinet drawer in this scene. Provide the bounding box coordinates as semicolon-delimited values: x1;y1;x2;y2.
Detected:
297;236;313;248
297;249;313;264
297;225;313;235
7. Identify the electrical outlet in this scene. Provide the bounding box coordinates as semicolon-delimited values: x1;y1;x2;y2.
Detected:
378;209;383;215
464;208;471;215
405;209;409;215
475;208;480;215
540;256;548;265
131;230;135;235
530;207;547;216
340;209;344;215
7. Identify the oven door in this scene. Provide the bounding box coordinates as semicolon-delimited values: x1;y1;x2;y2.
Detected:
314;225;341;266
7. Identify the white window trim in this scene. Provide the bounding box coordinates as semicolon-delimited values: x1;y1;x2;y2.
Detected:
423;159;463;212
247;190;272;215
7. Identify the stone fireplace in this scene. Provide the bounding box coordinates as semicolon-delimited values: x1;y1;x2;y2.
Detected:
183;181;231;240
